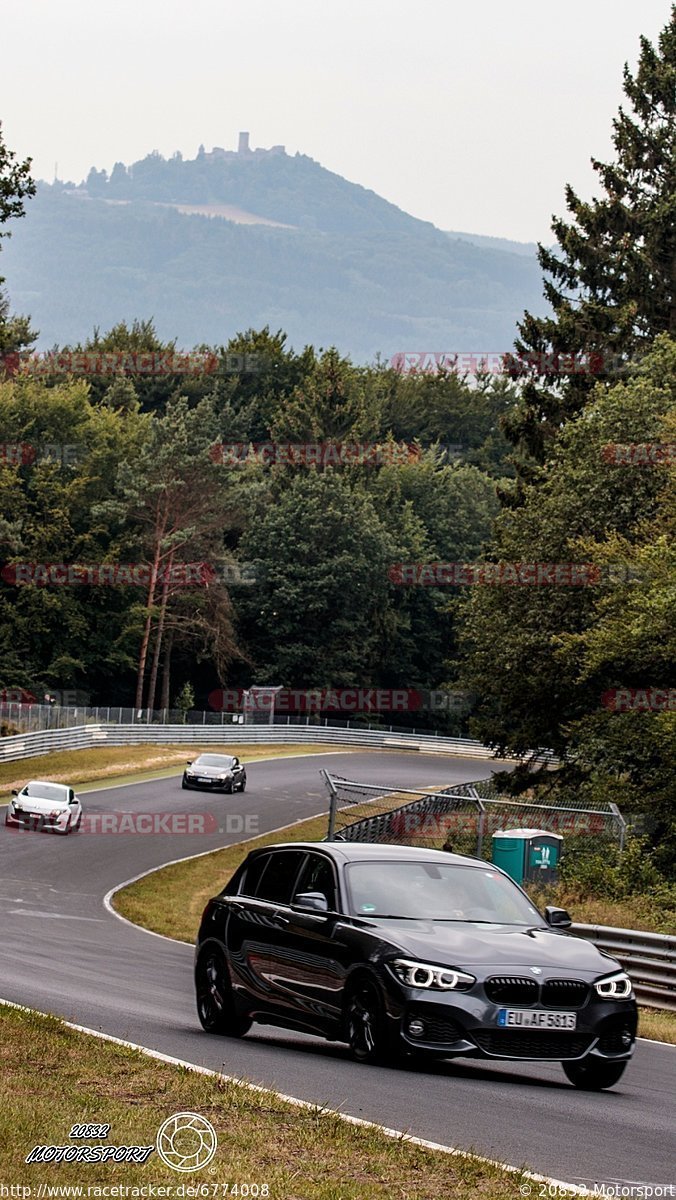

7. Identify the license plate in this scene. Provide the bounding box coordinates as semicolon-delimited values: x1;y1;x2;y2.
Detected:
197;777;211;783
497;1009;577;1030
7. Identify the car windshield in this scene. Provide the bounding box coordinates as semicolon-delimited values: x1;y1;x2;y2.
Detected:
194;755;234;768
23;782;66;801
346;861;542;925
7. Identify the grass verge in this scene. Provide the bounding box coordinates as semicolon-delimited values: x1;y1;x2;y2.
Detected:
635;1008;676;1044
0;742;352;799
0;1003;531;1197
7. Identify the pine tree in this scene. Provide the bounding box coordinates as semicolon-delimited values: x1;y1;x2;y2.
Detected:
0;122;34;245
0;124;36;365
503;8;676;474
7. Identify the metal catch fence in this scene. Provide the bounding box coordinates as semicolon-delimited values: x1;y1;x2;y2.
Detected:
323;771;627;857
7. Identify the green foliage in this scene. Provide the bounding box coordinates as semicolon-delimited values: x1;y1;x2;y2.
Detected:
236;471;395;686
0;374;147;697
462;337;676;754
462;336;676;869
0;122;35;246
0;123;37;361
505;8;676;469
174;682;195;714
558;836;662;899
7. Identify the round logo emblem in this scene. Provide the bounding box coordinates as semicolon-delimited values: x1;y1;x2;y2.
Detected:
156;1112;217;1172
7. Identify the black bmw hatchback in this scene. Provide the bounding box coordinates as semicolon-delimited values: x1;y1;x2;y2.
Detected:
195;842;637;1089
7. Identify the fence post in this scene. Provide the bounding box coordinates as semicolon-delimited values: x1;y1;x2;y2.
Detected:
609;802;627;854
323;769;339;841
471;790;486;858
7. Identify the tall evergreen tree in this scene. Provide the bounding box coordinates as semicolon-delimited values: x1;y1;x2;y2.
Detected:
0;122;35;251
503;9;676;476
0;123;36;365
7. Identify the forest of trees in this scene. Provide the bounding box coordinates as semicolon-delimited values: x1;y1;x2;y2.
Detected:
0;9;674;871
0;319;512;724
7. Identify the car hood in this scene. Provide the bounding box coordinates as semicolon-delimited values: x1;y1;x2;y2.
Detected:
13;796;71;815
368;919;613;974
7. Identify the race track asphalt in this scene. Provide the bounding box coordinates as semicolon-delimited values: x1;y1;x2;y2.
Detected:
1;750;674;1189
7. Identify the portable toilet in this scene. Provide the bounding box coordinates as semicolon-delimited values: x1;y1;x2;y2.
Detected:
491;828;563;885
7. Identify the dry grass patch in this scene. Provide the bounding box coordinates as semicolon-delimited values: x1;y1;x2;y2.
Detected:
637;1008;676;1044
0;1004;529;1198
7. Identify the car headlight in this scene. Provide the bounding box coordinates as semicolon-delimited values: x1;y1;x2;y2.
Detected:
594;971;633;1000
390;958;475;991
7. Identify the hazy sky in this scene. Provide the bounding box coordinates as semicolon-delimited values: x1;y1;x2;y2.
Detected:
1;0;670;242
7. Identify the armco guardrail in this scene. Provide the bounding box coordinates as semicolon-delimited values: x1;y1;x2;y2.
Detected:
0;723;509;764
572;924;676;1012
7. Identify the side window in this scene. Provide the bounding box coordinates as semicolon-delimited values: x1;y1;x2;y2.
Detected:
254;851;306;905
241;854;272;898
295;853;338;910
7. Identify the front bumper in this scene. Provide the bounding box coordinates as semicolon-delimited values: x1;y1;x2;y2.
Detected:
184;776;233;790
5;809;70;832
386;984;638;1062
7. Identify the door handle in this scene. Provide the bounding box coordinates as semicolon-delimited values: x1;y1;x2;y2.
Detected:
272;912;290;926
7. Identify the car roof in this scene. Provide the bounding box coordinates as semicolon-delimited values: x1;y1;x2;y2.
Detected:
246;841;487;869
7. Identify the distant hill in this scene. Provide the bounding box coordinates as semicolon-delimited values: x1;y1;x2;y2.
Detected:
445;230;539;258
2;140;547;360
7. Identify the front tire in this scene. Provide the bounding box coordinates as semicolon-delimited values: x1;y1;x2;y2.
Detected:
182;777;190;790
345;978;391;1065
562;1058;628;1091
195;948;251;1037
239;778;246;792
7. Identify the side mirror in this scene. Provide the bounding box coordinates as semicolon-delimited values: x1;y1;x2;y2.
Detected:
545;905;572;929
292;891;329;914
11;789;18;796
185;761;192;766
233;758;240;766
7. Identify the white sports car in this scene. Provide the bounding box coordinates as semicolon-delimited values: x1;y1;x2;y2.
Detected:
6;780;83;835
